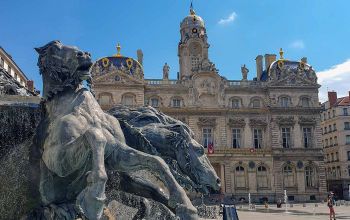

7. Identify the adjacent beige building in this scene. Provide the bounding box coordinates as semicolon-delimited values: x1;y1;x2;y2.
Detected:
321;91;350;200
0;46;35;92
90;7;327;202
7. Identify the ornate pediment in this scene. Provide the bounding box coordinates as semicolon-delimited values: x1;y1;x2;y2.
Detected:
276;116;295;126
249;118;267;127
193;58;218;73
92;71;144;85
227;118;245;127
298;116;317;125
197;117;217;127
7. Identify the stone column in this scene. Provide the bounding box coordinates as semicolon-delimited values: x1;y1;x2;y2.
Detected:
248;169;257;193
245;121;252;148
297;169;305;193
293;124;302;148
221;164;226;193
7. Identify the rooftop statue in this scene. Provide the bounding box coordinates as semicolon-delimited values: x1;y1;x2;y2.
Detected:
28;41;205;219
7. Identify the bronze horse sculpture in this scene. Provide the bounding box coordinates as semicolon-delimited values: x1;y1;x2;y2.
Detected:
29;40;219;219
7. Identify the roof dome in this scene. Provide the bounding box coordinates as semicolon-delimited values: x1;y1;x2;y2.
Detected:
91;44;143;80
180;7;205;29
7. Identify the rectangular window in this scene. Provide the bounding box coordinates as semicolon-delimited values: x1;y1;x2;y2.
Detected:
344;122;350;130
0;57;4;67
8;66;12;75
333;123;337;131
332;109;336;117
191;57;200;70
330;137;333;147
231;99;240;109
303;127;312;148
331;153;334;161
329;125;332;132
347;151;350;161
281;127;291;148
253;128;263;149
336;152;339;161
301;97;310;107
151;98;159;107
344;108;348;116
281;97;289;107
334;136;338;145
325;127;327;133
325;139;328;147
202;128;212;148
324;113;326;120
232;128;241;148
346;135;350;145
328;112;331;119
172;99;181;108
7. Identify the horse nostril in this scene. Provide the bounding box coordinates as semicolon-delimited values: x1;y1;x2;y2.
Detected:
216;178;221;185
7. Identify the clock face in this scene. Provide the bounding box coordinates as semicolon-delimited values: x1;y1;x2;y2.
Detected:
192;28;198;33
189;42;201;55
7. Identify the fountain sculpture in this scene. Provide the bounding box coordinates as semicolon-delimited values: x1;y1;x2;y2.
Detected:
0;40;221;219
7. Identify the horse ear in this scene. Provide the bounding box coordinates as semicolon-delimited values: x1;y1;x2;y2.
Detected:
35;47;43;54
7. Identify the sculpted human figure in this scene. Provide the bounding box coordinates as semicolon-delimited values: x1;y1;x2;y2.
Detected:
241;64;249;80
163;62;170;80
32;41;198;219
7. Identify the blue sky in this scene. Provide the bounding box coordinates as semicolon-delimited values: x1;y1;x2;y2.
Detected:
1;0;349;101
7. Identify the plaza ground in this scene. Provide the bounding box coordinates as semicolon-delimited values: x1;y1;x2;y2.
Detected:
201;203;350;220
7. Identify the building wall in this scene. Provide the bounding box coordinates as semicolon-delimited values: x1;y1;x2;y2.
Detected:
321;94;350;200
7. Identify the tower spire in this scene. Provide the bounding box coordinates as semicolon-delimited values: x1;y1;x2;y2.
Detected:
190;1;195;15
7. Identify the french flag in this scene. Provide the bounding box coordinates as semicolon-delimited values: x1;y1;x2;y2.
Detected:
208;142;214;154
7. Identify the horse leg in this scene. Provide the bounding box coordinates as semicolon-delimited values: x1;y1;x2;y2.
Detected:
105;142;198;220
76;127;108;220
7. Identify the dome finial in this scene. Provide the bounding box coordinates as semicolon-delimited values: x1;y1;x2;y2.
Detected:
190;1;195;15
115;43;122;57
279;48;284;60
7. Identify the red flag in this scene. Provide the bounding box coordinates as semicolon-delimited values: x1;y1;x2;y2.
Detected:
208;142;214;154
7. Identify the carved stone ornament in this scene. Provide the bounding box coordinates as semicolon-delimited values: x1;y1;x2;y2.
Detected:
276;116;295;126
197;117;217;127
227;118;245;127
298;116;316;125
249;118;267;127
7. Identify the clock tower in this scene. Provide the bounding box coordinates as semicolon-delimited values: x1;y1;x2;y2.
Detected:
178;4;209;80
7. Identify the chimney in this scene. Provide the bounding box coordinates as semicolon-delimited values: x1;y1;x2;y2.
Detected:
255;55;263;81
27;80;34;92
328;91;337;107
264;54;277;70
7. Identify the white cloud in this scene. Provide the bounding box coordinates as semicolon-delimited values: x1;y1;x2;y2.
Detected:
218;12;237;25
289;40;305;49
317;59;350;102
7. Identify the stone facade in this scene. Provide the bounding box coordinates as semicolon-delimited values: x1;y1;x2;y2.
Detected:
90;7;327;202
321;91;350;200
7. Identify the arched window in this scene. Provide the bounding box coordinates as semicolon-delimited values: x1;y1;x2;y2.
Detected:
122;93;136;107
98;93;113;106
235;166;246;188
305;166;317;188
252;99;261;108
230;98;241;109
149;97;160;107
283;165;295;187
280;97;289;107
257;166;268;188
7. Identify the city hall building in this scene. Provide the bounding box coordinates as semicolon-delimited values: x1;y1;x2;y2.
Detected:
90;6;327;202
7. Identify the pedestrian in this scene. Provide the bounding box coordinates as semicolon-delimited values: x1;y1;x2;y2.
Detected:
327;192;336;220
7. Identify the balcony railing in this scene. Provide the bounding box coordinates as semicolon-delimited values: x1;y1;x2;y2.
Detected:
146;79;179;85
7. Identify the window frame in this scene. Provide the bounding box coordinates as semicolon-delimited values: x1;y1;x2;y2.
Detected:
202;127;213;148
232;128;241;148
281;127;292;148
253;128;263;149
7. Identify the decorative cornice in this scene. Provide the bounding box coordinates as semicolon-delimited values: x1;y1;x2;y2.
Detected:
276;116;295;126
249;118;267;127
227;118;246;127
197;117;217;127
298;116;317;125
